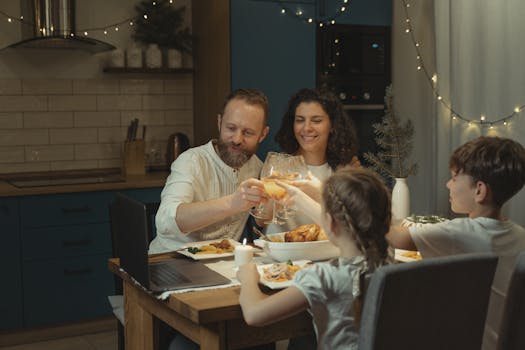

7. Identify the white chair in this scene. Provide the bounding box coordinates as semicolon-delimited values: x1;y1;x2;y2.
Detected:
358;253;498;350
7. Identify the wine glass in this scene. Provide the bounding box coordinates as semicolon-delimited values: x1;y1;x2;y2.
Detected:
277;155;309;220
250;152;288;224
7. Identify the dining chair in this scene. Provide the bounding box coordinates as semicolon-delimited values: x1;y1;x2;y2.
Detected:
108;193;160;350
496;251;525;350
358;253;498;350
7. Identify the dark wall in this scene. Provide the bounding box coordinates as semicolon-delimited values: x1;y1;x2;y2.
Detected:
230;0;392;159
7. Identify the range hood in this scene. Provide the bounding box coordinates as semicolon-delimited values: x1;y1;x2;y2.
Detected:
6;0;115;53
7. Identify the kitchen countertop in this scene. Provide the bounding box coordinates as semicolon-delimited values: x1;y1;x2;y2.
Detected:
0;171;169;197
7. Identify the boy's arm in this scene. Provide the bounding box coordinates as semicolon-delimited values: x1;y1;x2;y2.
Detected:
387;225;417;251
237;263;309;326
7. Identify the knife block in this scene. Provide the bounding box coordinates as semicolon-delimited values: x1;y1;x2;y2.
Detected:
122;140;145;176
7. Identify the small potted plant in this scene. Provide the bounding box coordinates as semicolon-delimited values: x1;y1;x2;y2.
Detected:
364;85;418;221
132;0;193;68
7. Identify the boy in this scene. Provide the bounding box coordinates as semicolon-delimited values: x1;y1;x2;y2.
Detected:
387;136;525;350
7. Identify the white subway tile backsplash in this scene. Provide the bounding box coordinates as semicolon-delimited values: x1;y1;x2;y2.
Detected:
0;79;22;95
120;79;164;94
75;143;121;160
164;110;193;124
22;79;72;95
50;160;99;171
0;113;23;129
0;146;25;163
0;77;193;174
122;111;165;126
49;95;97;111
73;79;119;94
50;128;98;144
24;145;74;162
98;127;127;143
142;94;186;110
0;96;47;112
97;95;142;110
24;112;73;128
163;77;193;94
0;129;48;146
74;111;120;127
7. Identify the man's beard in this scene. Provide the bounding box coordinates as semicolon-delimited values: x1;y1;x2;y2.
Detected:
216;138;255;168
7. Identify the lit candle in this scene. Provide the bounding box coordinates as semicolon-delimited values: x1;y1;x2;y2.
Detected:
235;238;253;267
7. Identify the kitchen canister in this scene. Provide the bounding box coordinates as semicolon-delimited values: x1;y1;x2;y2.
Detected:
109;48;125;67
126;44;143;68
167;48;182;68
145;44;162;68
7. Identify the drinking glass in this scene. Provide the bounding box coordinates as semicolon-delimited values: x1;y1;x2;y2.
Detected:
277;155;309;220
250;152;288;224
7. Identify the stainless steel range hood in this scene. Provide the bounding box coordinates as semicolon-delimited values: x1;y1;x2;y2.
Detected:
6;0;115;53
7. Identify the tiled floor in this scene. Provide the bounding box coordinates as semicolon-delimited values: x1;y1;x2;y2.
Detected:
0;331;117;350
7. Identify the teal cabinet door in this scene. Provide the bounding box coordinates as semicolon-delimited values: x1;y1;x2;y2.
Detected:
0;198;23;329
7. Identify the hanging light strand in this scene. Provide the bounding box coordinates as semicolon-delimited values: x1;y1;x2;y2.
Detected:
401;0;524;127
254;0;350;26
0;1;179;37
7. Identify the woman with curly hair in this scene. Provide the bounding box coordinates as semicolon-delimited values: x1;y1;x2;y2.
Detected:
263;88;360;235
276;88;360;176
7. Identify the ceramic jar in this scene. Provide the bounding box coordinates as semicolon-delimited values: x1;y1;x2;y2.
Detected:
145;44;162;68
126;44;143;68
167;48;182;68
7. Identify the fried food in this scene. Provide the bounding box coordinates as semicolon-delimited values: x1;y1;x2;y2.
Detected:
401;250;422;260
188;239;234;254
262;262;302;282
284;224;326;242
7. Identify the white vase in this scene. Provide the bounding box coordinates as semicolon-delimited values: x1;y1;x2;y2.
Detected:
392;177;410;223
167;49;182;68
145;44;162;68
109;48;125;67
126;44;143;68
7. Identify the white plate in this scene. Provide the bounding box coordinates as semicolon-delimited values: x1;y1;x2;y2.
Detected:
177;239;241;260
257;260;312;289
395;249;422;262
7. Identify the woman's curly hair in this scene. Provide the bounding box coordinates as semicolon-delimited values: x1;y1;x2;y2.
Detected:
275;88;359;170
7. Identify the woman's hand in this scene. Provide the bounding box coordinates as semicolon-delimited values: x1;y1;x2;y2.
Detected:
237;262;260;285
289;171;322;202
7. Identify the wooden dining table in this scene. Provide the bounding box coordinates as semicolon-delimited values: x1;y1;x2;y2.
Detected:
108;253;314;350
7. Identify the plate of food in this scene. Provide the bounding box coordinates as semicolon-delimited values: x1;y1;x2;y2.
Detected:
177;239;240;260
254;224;340;261
257;260;312;289
395;249;422;262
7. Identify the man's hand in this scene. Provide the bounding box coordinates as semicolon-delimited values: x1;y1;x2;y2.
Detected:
233;178;268;211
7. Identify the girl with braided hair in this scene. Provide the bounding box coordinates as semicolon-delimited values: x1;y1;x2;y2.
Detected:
237;167;393;350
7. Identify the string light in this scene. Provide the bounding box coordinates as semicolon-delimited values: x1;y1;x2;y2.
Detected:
274;0;351;26
402;0;524;128
0;1;179;38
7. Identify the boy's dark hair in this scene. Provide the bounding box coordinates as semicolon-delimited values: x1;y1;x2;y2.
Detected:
221;88;269;125
275;88;358;170
449;136;525;207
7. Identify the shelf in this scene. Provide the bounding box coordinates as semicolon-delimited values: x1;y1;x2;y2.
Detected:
103;67;194;74
343;104;384;111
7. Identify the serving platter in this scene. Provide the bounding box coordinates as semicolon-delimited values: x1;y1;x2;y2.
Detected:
254;232;339;261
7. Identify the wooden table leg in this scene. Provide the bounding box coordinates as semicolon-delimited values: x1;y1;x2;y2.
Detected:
124;281;155;350
199;322;226;350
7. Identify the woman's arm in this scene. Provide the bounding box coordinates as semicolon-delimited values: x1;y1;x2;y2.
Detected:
237;263;309;326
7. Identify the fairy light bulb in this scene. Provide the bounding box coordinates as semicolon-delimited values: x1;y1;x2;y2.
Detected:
334;38;339;44
319;22;324;27
406;3;411;7
480;115;486;122
437;95;442;100
417;66;421;70
129;21;133;26
331;19;336;24
515;107;520;113
143;14;148;19
341;6;346;11
103;30;108;35
504;120;508;126
84;31;88;36
307;18;313;23
297;10;302;16
115;26;119;31
432;74;438;83
20;15;23;20
7;18;12;23
405;28;410;33
452;115;457;120
415;43;420;47
281;8;285;14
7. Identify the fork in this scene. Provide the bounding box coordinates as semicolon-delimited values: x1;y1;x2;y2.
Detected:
253;226;271;241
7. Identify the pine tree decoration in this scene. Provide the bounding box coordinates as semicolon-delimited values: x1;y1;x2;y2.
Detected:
364;85;418;179
133;0;192;53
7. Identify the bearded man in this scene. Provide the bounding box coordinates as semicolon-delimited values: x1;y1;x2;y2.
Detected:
149;89;270;253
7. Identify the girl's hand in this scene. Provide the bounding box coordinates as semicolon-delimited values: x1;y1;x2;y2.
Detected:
289;171;322;202
275;180;322;223
237;262;260;285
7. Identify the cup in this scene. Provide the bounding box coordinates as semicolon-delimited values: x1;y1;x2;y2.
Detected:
234;243;253;267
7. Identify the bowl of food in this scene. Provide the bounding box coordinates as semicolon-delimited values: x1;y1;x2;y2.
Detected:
254;224;340;261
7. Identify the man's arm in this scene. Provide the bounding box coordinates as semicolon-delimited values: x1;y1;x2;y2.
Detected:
386;225;417;251
176;178;266;233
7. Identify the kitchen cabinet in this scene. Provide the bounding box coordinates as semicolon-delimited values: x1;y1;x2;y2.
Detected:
0;198;23;330
3;186;162;328
103;67;193;74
